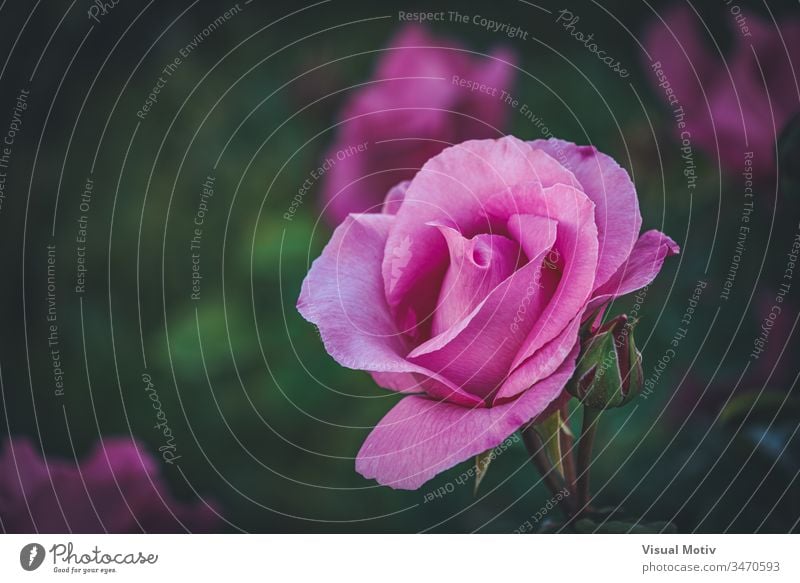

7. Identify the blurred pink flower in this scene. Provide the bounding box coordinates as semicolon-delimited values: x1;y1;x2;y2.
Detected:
299;136;678;489
644;6;800;177
321;24;516;225
0;437;219;533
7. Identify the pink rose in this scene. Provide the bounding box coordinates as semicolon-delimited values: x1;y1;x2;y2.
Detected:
321;24;516;225
644;6;800;177
298;136;678;489
0;437;219;533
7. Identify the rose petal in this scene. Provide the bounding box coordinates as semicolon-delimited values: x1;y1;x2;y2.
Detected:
643;5;715;119
382;180;411;215
355;348;577;490
298;213;482;405
298;213;411;371
376;23;469;82
0;438;218;533
382;137;576;337
430;222;522;336
485;182;598;369
369;371;422;393
495;315;581;402
586;229;680;313
530;138;641;290
322;25;517;225
370;371;484;408
456;46;517;138
406;216;558;398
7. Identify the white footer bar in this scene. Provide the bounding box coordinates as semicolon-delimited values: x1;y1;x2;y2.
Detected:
1;534;796;582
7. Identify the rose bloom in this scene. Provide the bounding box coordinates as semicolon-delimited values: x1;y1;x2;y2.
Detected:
0;437;218;533
299;136;678;489
644;6;800;177
321;24;516;225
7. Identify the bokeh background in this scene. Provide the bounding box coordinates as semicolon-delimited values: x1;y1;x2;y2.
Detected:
0;0;798;533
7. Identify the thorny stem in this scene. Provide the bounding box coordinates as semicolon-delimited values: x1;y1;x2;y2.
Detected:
560;402;577;499
521;423;575;519
576;406;602;516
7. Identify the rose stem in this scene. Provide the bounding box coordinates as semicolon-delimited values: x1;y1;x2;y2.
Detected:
560;401;577;498
576;406;602;516
521;424;575;518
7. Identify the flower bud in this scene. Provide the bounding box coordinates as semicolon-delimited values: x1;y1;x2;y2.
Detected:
568;314;643;409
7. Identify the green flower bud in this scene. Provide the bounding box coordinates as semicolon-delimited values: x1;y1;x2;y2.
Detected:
568;314;643;409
